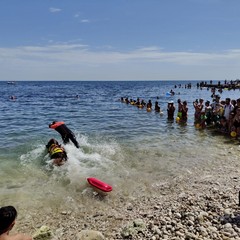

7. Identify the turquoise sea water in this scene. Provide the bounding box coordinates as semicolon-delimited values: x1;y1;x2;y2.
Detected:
0;80;239;212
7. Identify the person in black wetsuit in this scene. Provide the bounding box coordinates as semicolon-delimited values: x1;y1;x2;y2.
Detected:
49;121;80;148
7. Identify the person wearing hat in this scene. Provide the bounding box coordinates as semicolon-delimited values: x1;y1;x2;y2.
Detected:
0;206;32;240
49;121;80;148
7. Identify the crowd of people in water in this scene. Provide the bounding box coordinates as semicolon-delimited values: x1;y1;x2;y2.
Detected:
120;87;240;138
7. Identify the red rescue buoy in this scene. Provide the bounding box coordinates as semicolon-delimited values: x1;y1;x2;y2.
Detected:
87;177;112;192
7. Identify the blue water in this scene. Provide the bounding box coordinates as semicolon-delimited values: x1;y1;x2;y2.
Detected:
0;80;239;211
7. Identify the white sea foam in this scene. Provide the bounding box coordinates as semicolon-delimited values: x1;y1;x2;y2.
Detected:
18;134;127;192
20;144;46;165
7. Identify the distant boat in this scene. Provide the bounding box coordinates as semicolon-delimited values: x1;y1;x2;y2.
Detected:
7;81;16;84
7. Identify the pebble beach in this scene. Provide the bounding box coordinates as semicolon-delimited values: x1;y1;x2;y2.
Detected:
14;143;240;240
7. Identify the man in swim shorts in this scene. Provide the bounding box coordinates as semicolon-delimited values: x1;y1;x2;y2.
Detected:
0;206;32;240
49;121;80;148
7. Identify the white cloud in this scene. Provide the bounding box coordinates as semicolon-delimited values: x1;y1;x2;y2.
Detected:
0;44;240;80
49;7;62;13
81;19;90;23
137;46;162;52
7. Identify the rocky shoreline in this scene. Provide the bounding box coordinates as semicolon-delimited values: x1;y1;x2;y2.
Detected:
15;148;240;240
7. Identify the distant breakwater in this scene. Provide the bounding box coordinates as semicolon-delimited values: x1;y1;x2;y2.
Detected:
197;79;240;90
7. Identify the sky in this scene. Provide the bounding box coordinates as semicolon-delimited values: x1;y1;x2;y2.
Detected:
1;0;240;81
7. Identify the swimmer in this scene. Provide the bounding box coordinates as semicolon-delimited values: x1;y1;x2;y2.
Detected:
46;138;68;166
9;96;16;100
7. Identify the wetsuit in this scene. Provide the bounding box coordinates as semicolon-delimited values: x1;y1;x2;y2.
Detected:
49;121;80;148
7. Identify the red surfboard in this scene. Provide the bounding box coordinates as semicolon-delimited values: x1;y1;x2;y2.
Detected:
87;177;113;192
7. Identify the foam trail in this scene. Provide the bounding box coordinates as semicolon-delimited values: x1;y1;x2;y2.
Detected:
20;145;46;165
63;134;124;186
20;134;129;189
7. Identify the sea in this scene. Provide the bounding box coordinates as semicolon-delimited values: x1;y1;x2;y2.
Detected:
0;80;240;214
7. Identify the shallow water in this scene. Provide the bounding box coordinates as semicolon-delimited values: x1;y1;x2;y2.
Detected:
0;80;239;212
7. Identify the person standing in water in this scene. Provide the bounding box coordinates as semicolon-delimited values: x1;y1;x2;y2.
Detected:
154;101;160;112
49;121;80;148
167;101;175;120
0;206;32;240
146;100;152;111
181;100;188;123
